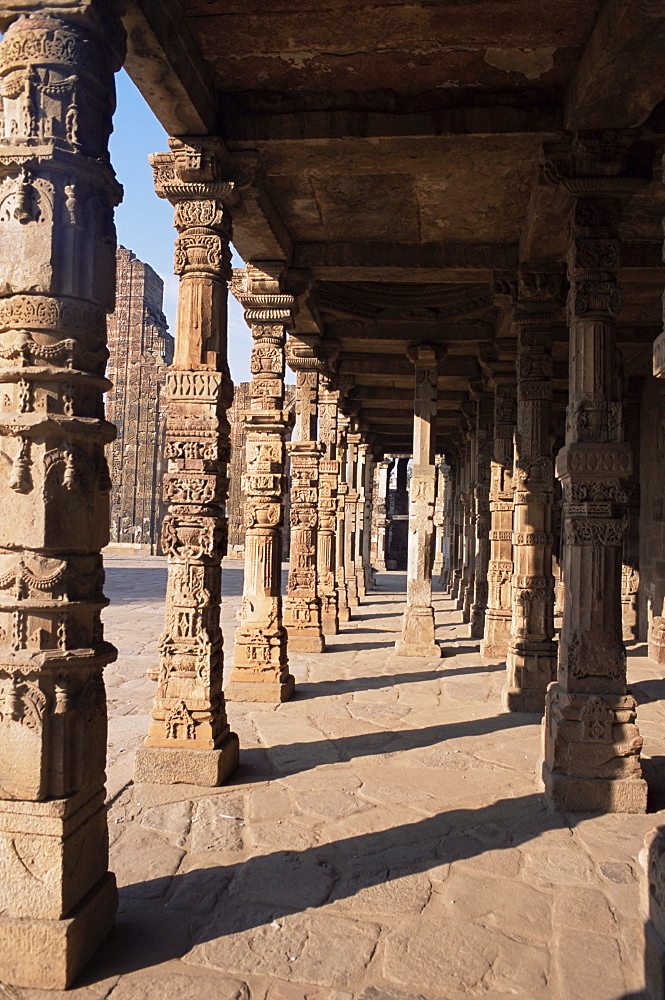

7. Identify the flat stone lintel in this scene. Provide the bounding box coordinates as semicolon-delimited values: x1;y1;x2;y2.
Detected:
134;732;239;786
394;640;443;659
541;762;648;814
0;873;117;991
225;674;295;703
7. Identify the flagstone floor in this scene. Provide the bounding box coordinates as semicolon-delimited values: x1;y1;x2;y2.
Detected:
12;555;665;1000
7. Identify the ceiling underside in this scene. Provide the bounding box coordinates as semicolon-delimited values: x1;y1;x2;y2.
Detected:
124;0;665;454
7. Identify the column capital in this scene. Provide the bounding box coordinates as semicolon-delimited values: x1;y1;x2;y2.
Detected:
230;263;297;327
0;0;125;65
286;334;327;373
406;341;445;366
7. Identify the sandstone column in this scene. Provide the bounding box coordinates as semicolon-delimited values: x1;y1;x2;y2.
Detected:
470;393;494;638
134;139;239;786
355;438;373;598
344;427;361;606
480;359;517;659
335;410;352;621
0;4;124;987
542;141;646;812
395;344;443;657
504;265;562;712
226;264;295;702
371;458;391;572
432;460;446;578
317;372;341;635
284;339;325;652
460;427;477;622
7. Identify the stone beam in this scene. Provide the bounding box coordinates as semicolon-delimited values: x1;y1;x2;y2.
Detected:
122;0;218;135
222;92;562;142
564;0;665;129
292;242;519;282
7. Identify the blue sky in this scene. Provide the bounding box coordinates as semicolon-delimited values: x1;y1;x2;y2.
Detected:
109;69;253;383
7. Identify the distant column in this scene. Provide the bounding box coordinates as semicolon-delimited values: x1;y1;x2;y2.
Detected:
395;344;443;658
470;392;494;638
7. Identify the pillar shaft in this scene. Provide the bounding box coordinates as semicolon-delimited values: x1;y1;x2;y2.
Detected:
284;344;325;652
335;412;351;621
470;395;494;638
481;362;517;659
504;266;561;712
542;147;646;812
460;432;476;621
226;265;294;702
396;344;442;657
134;139;239;787
371;459;391;573
0;4;125;987
344;431;361;606
317;374;340;636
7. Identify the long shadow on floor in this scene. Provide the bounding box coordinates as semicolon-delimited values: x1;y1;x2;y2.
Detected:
85;791;595;984
234;711;535;782
296;662;505;700
632;677;665;705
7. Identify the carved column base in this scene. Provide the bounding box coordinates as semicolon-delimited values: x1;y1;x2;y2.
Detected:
469;605;486;639
338;605;351;623
540;683;647;813
135;731;239;786
287;633;325;653
356;566;367;600
321;603;340;636
503;642;558;713
395;608;442;658
225;674;295;704
346;576;360;606
480;611;512;659
0;791;117;990
450;571;462;601
649;618;665;664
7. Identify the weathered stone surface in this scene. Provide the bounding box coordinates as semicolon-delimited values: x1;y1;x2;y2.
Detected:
142;800;192;840
189;796;244;854
109;827;184;897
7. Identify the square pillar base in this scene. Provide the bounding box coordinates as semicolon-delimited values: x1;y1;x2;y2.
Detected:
0;872;117;990
134;731;239;786
225;674;295;703
394;640;443;658
503;643;558;714
287;633;325;653
541;762;648;813
321;616;340;636
338;607;351;623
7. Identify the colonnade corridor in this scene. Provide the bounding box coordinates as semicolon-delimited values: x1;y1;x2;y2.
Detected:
34;553;661;1000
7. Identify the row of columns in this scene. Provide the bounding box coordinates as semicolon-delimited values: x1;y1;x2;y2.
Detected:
0;3;657;986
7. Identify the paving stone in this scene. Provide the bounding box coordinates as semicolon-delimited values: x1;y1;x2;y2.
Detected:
329;868;431;915
554;930;626;1000
109;827;185;898
142;800;193;841
107;970;249;1000
434;871;551;941
292;789;367;820
228;853;336;909
267;981;352;1000
552;887;617;935
522;845;596;886
190;797;244;854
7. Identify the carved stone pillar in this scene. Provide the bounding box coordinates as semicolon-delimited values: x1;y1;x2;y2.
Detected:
460;428;477;622
504;266;561;712
641;826;665;1000
355;439;372;599
542;142;646;812
317;373;340;636
134;139;239;787
371;458;391;572
344;429;361;607
440;463;453;588
622;385;641;642
470;394;493;638
0;4;124;987
396;344;442;657
432;459;445;577
481;360;517;659
285;339;325;652
225;265;295;703
335;411;351;621
362;448;376;593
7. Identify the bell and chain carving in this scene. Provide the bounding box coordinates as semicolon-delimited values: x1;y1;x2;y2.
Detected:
226;264;295;701
134;137;239;787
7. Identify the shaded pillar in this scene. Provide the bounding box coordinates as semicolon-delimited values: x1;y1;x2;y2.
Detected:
284;342;325;652
504;265;561;712
542;149;646;812
344;429;361;606
335;411;351;622
395;344;443;657
480;361;517;659
317;372;341;636
135;139;239;787
0;7;125;986
432;459;446;578
460;428;477;622
226;265;295;703
371;458;392;573
470;393;494;638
